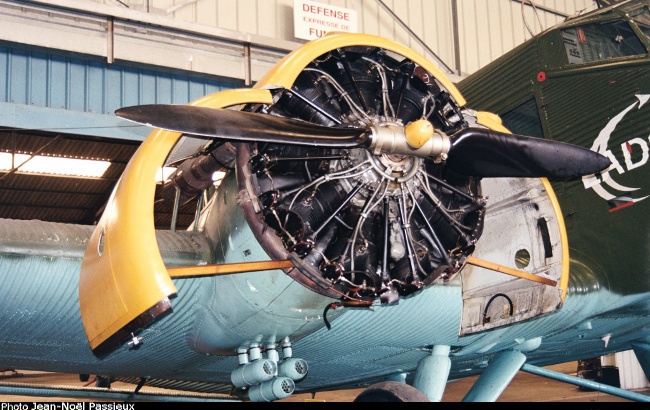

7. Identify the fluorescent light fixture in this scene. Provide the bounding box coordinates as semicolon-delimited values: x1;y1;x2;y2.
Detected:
0;152;111;178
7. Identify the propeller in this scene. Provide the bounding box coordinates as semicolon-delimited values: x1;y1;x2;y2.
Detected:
116;104;367;148
116;104;610;179
447;128;613;178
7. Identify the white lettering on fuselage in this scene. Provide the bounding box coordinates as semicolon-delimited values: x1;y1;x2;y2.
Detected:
584;135;650;184
583;95;649;204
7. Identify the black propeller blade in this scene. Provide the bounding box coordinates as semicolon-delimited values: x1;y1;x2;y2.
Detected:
116;104;611;179
115;104;368;148
446;128;611;178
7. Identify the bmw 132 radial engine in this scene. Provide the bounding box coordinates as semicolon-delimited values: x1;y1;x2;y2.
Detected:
237;46;486;305
116;42;609;309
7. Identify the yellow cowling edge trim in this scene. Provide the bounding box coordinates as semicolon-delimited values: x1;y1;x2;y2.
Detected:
475;111;569;303
254;33;466;107
79;89;274;350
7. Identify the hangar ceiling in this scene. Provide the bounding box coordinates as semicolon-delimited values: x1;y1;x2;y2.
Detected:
0;130;198;230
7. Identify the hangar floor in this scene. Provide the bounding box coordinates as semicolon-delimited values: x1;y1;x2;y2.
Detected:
1;362;649;402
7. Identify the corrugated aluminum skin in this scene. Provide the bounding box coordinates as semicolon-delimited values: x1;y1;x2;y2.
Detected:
457;39;540;113
0;218;230;378
1;216;649;390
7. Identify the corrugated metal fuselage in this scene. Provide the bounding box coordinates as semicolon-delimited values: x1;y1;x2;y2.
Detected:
1;208;649;392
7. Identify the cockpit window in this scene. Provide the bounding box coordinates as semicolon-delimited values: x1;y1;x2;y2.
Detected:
562;19;647;64
630;8;650;40
500;98;545;140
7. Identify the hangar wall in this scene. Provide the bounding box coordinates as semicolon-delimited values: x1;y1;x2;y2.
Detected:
0;45;235;140
81;0;597;75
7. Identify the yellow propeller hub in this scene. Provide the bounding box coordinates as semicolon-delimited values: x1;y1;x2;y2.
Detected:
405;120;435;149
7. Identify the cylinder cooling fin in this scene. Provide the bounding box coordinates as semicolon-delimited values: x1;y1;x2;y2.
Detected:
236;46;486;306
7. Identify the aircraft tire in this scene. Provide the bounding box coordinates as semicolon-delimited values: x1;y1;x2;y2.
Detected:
353;382;430;402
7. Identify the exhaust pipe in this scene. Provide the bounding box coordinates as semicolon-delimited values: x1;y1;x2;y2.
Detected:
248;377;295;402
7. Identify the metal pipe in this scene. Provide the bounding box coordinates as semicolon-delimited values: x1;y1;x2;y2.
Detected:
382;198;390;280
269;155;344;163
171;187;181;232
409;190;450;265
244;42;252;86
286;89;342;125
341;57;369;112
231;358;277;389
193;192;204;233
424;171;479;203
521;363;650;402
248;377;295;402
312;183;364;236
451;0;462;76
107;17;114;65
420;184;471;243
511;0;569;18
397;195;419;281
279;358;309;382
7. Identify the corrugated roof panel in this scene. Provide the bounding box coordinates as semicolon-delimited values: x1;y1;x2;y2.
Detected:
0;134;137;161
3;172;118;194
3;189;98;208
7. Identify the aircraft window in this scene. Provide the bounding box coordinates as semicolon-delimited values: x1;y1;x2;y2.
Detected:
500;98;545;140
562;19;647;64
630;8;650;41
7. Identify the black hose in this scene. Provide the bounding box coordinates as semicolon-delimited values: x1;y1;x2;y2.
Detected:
482;293;514;325
323;303;341;330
